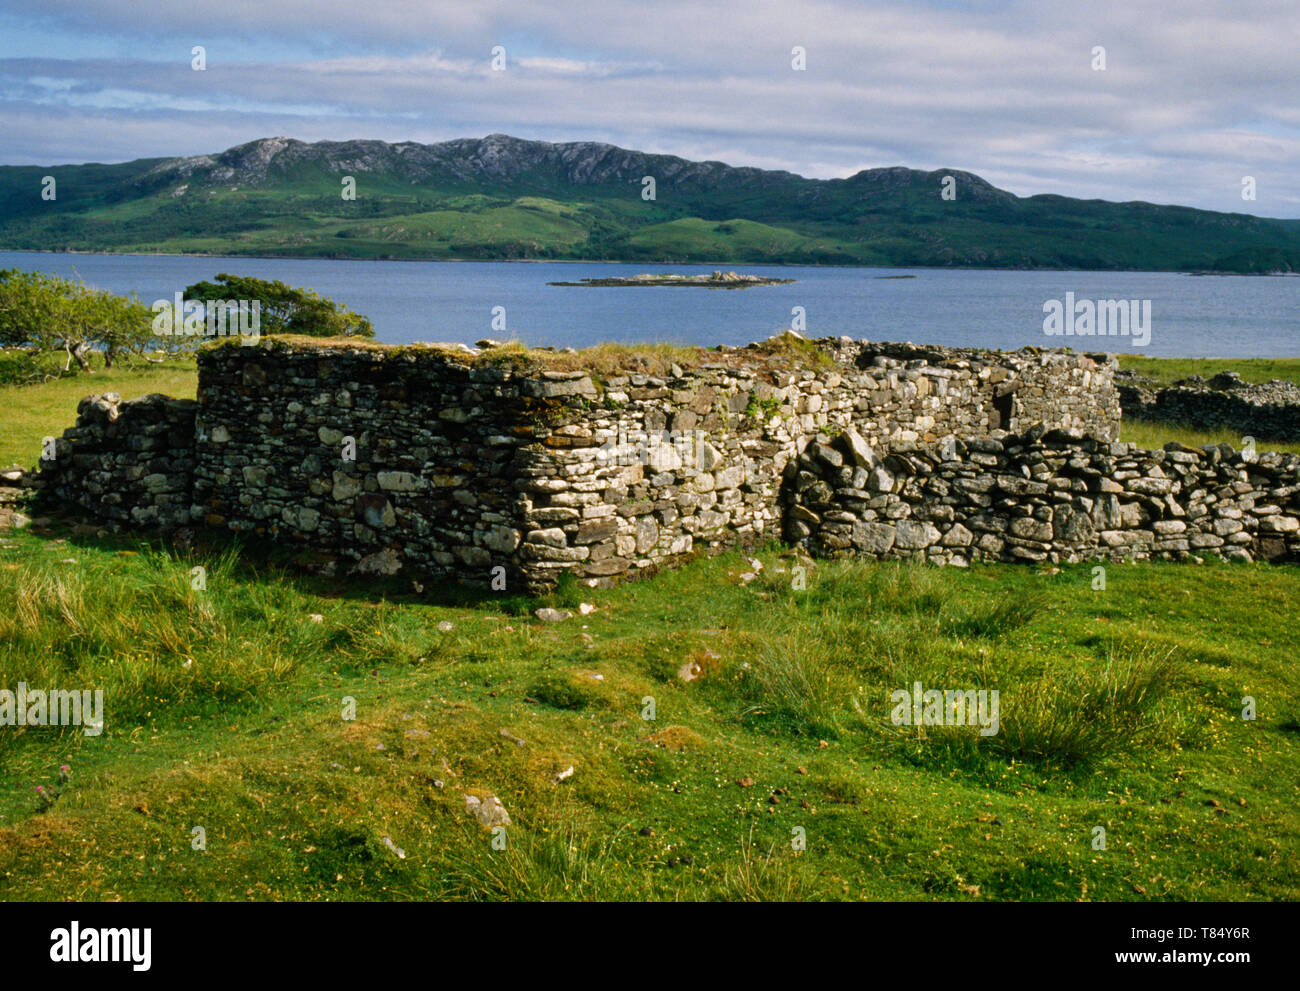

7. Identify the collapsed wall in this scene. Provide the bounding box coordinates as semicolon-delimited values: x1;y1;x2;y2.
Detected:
786;425;1300;565
33;334;1163;588
1118;372;1300;442
37;392;196;528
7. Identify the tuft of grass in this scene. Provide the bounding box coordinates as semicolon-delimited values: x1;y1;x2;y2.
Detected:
645;725;705;751
943;592;1046;640
437;817;630;901
989;644;1185;768
747;330;839;371
715;828;810;902
738;631;847;739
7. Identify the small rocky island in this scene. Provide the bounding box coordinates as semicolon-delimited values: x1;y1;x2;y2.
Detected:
549;270;794;289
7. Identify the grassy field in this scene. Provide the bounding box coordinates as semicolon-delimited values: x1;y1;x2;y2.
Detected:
0;356;196;468
1117;355;1300;387
1;531;1297;901
1;354;1297;902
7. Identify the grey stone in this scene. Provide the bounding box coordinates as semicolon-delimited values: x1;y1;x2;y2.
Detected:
852;521;896;554
894;520;941;549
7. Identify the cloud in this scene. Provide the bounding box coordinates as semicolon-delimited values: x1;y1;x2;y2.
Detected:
0;0;1296;216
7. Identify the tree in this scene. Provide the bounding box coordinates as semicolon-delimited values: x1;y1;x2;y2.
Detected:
0;269;157;378
182;273;374;338
0;269;62;349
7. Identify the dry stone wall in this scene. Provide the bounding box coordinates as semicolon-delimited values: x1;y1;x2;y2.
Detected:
1119;372;1300;442
785;424;1300;565
182;338;1118;589
846;341;1120;441
36;392;196;529
191;344;542;587
36;335;1196;588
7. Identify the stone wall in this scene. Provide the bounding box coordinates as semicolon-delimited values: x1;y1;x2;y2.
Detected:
190;343;542;586
35;335;1133;589
1119;372;1300;442
0;465;35;530
785;425;1300;565
846;341;1120;441
181;337;1117;589
36;393;196;529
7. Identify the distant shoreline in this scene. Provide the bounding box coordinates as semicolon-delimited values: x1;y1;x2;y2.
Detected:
3;247;1297;277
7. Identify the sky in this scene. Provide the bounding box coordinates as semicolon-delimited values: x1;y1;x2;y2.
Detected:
1;0;1297;216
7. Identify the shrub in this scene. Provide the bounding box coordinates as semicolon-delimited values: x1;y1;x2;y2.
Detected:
0;268;158;381
183;273;374;338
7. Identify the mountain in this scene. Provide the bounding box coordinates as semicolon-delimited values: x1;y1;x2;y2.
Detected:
2;134;1298;272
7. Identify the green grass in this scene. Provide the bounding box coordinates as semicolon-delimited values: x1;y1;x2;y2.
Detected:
1117;355;1300;387
0;533;1296;901
1120;418;1300;456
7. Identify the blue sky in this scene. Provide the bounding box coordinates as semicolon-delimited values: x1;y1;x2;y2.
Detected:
1;0;1297;216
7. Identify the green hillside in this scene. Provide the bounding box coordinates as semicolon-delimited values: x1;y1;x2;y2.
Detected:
3;135;1299;271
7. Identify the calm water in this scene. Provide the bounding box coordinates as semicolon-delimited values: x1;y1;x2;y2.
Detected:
3;251;1297;357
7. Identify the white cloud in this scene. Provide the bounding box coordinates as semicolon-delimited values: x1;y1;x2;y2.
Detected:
0;0;1296;216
